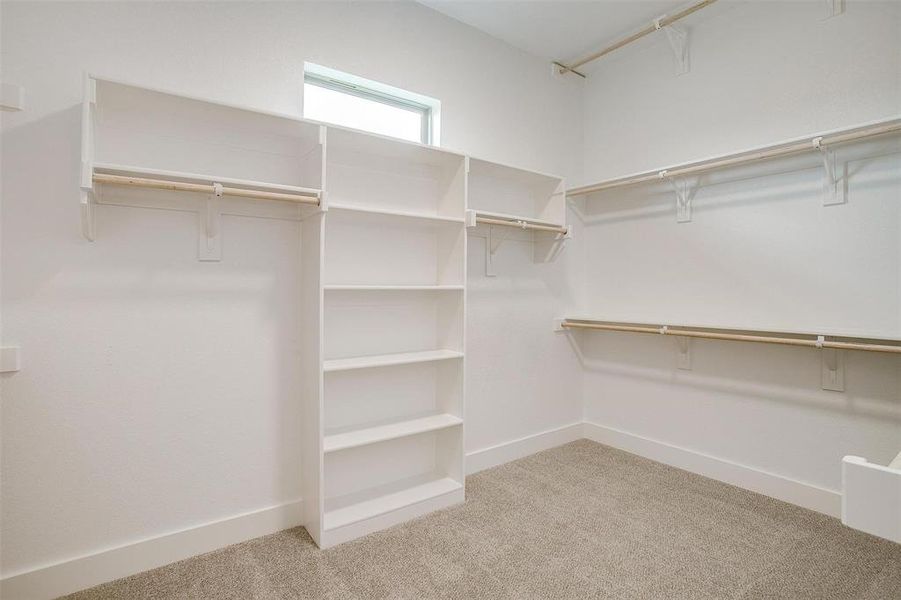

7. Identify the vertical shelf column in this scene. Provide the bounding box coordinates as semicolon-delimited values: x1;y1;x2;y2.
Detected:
314;126;467;548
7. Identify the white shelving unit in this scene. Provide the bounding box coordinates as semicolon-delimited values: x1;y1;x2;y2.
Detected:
313;126;467;548
77;77;567;550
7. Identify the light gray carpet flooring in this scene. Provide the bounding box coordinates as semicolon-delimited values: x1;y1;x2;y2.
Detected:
63;440;901;599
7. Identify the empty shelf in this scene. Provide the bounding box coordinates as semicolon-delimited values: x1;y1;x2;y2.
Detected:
324;284;464;291
324;413;462;453
323;349;463;372
324;476;462;531
328;203;464;224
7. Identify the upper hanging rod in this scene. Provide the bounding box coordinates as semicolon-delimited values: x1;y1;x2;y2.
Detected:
559;319;901;354
93;173;321;205
475;215;568;234
568;117;901;197
557;0;718;76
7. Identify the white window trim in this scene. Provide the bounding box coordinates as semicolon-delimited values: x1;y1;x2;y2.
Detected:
303;63;440;146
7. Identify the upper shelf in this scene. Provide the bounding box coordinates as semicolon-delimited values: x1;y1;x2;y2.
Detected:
467;157;566;227
324;126;466;221
88;77;324;190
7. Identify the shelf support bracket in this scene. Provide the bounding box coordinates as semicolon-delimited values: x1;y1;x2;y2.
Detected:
660;171;697;223
198;182;223;261
656;18;689;75
674;335;692;370
813;136;846;206
484;223;513;277
80;162;95;241
818;336;845;392
823;0;844;20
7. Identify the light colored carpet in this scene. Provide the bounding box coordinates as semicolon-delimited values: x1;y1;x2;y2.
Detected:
63;440;901;599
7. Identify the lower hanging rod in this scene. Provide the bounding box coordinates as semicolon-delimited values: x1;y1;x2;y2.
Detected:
568;117;901;196
476;216;567;234
93;173;321;205
560;320;901;354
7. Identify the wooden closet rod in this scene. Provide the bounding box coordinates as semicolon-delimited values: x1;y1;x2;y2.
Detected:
476;216;568;234
568;118;901;196
560;320;901;354
93;173;321;205
557;0;718;75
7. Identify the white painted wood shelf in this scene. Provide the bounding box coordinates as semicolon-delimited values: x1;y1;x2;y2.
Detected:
328;203;465;224
324;284;464;291
323;475;463;532
323;350;464;373
324;413;463;453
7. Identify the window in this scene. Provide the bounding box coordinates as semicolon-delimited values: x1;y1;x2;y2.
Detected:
303;64;438;145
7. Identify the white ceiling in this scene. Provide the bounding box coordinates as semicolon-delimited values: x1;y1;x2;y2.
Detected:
419;0;686;67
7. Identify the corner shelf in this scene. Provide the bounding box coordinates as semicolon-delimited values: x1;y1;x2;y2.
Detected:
467;157;566;227
324;413;463;453
323;350;463;373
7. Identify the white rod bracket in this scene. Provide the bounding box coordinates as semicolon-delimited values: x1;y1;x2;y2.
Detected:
198;183;223;261
553;318;567;332
484;224;512;277
812;137;846;206
656;18;690;75
660;171;694;222
0;82;25;112
80;191;96;242
823;0;845;20
0;347;22;373
80;161;96;241
820;341;845;392
675;336;692;370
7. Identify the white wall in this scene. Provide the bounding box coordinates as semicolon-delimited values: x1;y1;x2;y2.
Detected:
0;0;583;581
578;0;900;498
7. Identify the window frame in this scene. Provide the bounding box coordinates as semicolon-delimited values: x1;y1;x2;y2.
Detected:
303;72;433;145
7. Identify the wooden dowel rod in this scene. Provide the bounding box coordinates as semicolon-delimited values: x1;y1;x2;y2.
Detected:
568;119;901;196
476;216;567;234
562;0;718;72
93;173;320;205
561;321;901;354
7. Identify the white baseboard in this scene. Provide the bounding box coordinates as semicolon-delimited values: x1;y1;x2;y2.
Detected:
2;422;843;600
582;421;841;518
465;422;584;475
1;500;303;600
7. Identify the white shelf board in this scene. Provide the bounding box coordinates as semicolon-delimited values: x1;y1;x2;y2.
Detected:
323;349;463;373
468;155;564;186
474;209;564;228
328;203;464;225
323;475;462;531
324;284;464;291
324;123;465;168
93;162;322;196
324;413;462;453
